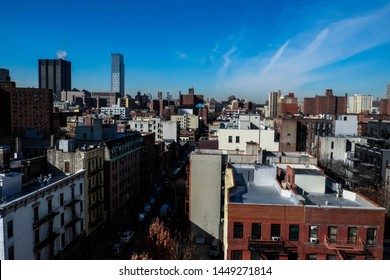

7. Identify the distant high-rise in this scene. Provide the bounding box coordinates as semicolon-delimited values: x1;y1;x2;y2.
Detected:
0;68;11;81
111;53;124;96
387;83;390;99
39;59;71;99
269;90;282;118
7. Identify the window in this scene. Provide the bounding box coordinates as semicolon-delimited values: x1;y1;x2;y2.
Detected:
7;220;13;239
251;251;261;260
236;136;240;143
271;224;281;238
309;225;318;239
328;226;338;241
251;223;262;240
231;250;242;260
79;183;83;195
34;229;40;244
367;228;377;245
306;254;317;260
34;206;39;222
64;161;70;174
331;141;334;149
347;227;358;244
8;246;15;260
233;222;243;238
60;193;64;206
47;199;52;212
289;225;299;241
61;233;66;249
228;136;233;143
327;254;337;260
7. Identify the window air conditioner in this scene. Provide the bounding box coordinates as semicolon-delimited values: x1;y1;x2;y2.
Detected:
272;236;280;241
310;237;318;244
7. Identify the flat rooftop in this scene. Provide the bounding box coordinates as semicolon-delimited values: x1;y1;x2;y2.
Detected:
228;163;381;209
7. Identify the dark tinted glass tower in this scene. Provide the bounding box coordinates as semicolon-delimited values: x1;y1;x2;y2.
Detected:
38;59;71;100
111;53;124;96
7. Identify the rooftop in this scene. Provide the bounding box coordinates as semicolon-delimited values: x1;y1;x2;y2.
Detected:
228;163;381;209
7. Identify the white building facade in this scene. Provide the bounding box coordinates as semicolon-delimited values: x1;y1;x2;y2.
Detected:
0;170;86;260
128;117;178;142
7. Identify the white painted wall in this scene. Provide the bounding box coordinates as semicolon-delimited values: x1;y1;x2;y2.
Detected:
218;128;260;152
0;171;85;260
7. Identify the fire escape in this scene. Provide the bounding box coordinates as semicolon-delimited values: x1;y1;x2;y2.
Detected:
324;236;375;260
248;237;298;260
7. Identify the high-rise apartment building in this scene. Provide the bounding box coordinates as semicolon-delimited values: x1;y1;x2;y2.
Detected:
111;53;124;96
0;68;11;81
348;94;373;114
38;59;71;99
303;89;347;116
268;90;282;118
387;83;390;100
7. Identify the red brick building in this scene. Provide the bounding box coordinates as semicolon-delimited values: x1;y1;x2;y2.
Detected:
1;86;53;136
225;163;385;260
179;87;204;108
303;89;347;116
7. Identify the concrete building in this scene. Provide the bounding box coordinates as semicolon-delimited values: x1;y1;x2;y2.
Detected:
224;163;385;260
46;141;105;253
39;59;71;99
268;90;282;118
348;95;373;114
318;136;367;162
128;117;178;142
0;68;10;82
0;170;86;259
277;92;299;116
334;115;358;136
171;114;199;130
111;53;124;96
100;105;130;119
103;132;143;226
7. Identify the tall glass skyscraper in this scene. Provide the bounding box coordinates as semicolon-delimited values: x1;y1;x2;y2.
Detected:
111;53;124;96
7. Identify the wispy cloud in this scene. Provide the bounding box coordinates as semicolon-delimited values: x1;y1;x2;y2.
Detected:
217;3;390;97
217;46;237;79
261;40;289;75
176;51;188;60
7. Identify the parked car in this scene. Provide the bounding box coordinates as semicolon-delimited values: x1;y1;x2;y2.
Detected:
144;204;152;213
111;242;125;257
138;212;147;222
119;230;134;243
159;204;171;217
208;239;221;258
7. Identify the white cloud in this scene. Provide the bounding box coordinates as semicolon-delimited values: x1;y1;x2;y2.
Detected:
56;50;67;59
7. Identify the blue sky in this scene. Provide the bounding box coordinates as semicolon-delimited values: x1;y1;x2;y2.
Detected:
1;0;390;103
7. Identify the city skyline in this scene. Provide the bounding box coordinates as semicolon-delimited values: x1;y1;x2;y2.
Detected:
1;0;390;103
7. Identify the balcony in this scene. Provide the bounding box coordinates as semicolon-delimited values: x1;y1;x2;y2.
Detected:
88;215;105;228
88;198;104;211
248;237;297;259
65;213;82;229
324;236;373;259
88;183;104;194
33;207;60;229
34;228;60;253
64;195;81;208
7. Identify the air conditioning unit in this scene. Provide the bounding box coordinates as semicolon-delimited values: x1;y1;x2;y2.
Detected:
310;237;318;244
272;236;280;241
